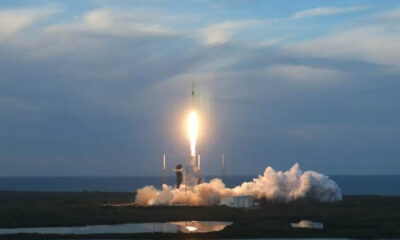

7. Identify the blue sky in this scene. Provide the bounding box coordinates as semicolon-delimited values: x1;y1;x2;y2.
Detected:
1;0;400;176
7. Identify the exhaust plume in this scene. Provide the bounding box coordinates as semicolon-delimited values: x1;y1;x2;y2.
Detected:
135;163;342;206
188;110;198;157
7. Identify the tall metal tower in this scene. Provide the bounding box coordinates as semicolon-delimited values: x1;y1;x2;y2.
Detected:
198;154;202;183
162;154;166;187
221;153;225;182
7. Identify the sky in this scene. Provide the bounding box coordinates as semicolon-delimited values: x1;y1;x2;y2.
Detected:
1;0;400;176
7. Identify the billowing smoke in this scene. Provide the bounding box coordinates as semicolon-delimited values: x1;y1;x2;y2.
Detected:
135;163;342;206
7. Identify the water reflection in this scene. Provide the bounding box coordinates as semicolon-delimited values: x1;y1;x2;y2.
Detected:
171;221;230;233
0;221;232;234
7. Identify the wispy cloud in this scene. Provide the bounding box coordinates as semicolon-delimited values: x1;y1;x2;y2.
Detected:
199;20;260;45
289;25;400;68
286;7;400;69
0;5;60;40
375;7;400;21
293;5;370;19
257;37;286;48
46;9;177;37
265;64;341;82
0;96;38;112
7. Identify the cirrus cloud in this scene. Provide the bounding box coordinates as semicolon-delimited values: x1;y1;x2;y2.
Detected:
292;5;370;19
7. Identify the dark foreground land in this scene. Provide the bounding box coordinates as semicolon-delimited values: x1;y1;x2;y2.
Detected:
0;191;399;239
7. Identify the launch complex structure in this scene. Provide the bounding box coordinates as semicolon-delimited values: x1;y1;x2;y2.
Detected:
162;83;225;188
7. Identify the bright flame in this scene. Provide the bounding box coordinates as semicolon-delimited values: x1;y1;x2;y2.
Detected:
185;226;197;232
188;110;198;157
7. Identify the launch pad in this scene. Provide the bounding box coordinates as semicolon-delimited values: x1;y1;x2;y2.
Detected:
163;84;224;190
165;83;204;189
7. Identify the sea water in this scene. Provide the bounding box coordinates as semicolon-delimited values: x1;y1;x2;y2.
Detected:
0;175;399;195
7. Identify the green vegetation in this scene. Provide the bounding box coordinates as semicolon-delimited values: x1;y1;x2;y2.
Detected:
0;191;399;238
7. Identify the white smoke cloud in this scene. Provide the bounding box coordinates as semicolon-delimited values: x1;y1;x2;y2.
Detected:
135;163;342;206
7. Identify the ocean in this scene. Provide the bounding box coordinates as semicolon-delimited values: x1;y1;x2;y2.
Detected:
0;175;399;195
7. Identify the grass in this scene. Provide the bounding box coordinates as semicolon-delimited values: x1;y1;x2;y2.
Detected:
0;191;399;238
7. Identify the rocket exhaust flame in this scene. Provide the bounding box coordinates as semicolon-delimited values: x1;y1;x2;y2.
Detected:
188;110;198;157
182;83;202;187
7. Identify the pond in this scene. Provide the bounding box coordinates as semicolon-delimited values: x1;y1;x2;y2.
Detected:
0;221;232;234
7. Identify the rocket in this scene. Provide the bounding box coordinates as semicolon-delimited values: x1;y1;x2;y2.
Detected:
163;154;166;171
192;82;195;108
